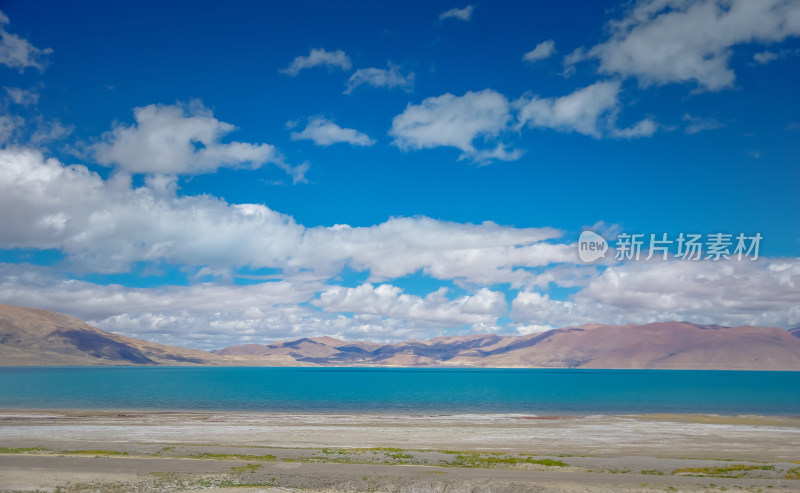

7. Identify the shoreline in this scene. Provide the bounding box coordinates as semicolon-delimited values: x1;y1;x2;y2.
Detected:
4;407;799;423
2;409;799;457
3;364;800;370
1;407;799;420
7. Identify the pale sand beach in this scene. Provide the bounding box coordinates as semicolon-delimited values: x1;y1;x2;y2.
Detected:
1;410;799;492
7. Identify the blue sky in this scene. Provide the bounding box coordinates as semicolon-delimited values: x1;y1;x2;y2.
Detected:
0;0;799;349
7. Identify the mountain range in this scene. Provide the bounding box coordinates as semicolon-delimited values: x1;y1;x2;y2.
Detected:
1;303;799;370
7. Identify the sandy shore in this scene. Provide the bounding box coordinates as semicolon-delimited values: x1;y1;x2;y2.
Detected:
1;410;799;492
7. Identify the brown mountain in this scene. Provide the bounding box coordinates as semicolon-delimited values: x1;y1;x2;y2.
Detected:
0;303;221;366
218;322;800;370
2;303;799;369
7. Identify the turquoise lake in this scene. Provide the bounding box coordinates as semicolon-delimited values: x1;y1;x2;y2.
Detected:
0;367;798;415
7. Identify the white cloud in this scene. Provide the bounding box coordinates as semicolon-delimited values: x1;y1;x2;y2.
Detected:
682;113;724;134
610;118;658;139
754;51;780;64
753;47;800;64
390;89;522;162
280;48;352;76
92;101;303;180
344;64;414;94
2;146;798;344
290;116;374;147
523;40;556;63
0;11;52;72
512;259;800;330
0;148;565;284
516;323;556;335
315;283;506;326
439;5;475;22
5;86;39;106
583;0;800;90
0;264;331;348
391;84;656;159
515;81;656;139
0;264;508;348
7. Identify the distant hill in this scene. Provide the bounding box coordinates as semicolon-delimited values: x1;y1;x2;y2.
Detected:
2;303;799;369
0;303;221;366
217;322;800;370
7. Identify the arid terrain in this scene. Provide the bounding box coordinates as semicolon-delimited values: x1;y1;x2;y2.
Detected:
1;410;799;492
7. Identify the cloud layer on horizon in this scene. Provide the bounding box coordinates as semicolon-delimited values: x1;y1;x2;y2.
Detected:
1;144;798;348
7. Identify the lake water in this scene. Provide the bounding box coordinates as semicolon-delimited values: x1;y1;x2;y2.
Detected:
0;367;798;415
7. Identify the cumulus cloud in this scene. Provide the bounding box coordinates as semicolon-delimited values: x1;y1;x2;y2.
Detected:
316;284;506;326
280;48;352;76
2;147;797;344
0;264;368;348
582;0;800;90
523;40;556;63
512;259;800;330
0;11;53;72
290;116;375;147
390;84;657;159
439;5;475;22
2;249;796;348
0;263;510;348
0;148;565;283
515;81;656;139
92;101;303;181
344;64;414;94
390;89;522;162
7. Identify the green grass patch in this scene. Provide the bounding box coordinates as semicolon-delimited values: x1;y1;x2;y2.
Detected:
60;449;129;456
149;471;179;479
152;446;175;455
365;447;406;453
445;452;568;469
188;452;276;462
672;464;775;478
641;470;665;475
0;446;48;454
785;467;800;480
231;463;262;473
285;447;421;466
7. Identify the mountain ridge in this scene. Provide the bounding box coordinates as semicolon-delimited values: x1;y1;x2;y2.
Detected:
1;303;799;370
215;321;800;370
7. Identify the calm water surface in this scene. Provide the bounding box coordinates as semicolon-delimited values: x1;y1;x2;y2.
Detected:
0;367;798;415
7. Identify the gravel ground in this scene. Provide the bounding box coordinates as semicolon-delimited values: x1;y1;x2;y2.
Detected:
1;410;798;492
